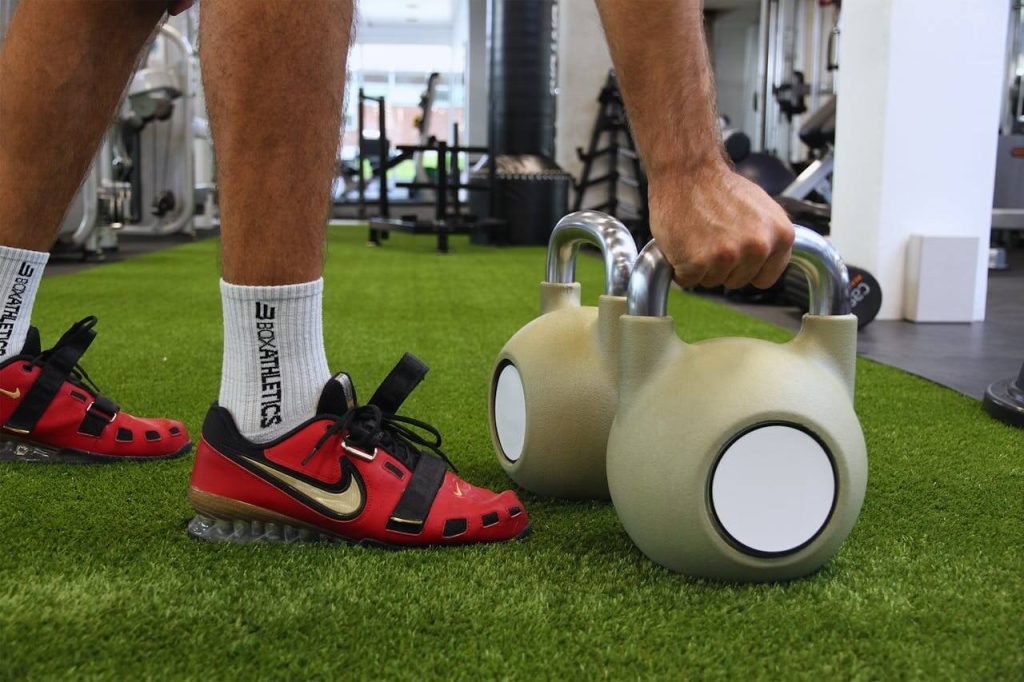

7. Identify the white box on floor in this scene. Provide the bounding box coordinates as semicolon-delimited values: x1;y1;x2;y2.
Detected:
903;235;979;322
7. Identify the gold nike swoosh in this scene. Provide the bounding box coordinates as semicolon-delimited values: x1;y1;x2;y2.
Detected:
244;458;363;518
0;387;21;400
453;480;464;497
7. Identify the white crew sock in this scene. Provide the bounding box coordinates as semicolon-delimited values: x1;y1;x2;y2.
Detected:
0;246;49;362
219;278;332;443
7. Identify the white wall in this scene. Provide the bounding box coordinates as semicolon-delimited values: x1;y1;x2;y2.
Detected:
831;0;1010;321
710;7;761;136
554;0;613;180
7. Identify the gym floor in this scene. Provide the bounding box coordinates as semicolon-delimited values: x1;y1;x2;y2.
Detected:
46;230;220;277
9;229;1022;678
708;246;1024;399
52;229;1024;400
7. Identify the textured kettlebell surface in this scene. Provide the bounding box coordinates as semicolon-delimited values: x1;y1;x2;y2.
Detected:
2;229;1021;679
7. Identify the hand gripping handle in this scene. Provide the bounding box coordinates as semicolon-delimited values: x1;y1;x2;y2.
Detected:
626;225;851;317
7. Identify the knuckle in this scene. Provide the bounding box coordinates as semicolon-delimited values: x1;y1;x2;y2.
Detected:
681;255;710;274
777;222;796;249
746;237;772;260
713;245;739;265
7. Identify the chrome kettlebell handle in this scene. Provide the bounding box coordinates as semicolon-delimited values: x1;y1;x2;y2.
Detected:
627;225;852;317
546;211;639;297
790;227;851;316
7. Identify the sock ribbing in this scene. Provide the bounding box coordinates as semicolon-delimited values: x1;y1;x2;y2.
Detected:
218;278;332;443
0;245;49;361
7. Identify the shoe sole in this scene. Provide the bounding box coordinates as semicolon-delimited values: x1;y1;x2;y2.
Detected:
0;433;192;464
186;488;532;549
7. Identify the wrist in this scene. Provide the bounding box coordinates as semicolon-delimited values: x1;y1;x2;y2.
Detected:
646;153;730;190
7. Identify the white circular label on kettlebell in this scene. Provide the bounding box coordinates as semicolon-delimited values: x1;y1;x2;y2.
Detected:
494;364;527;462
711;425;836;555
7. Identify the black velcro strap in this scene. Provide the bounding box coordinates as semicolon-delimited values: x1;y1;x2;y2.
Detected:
77;395;120;437
4;318;97;435
388;453;446;531
368;353;429;415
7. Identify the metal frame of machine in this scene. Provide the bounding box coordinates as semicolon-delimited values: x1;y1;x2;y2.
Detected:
53;16;216;257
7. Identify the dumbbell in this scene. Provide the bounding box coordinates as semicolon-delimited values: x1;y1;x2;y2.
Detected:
489;210;638;499
607;226;867;582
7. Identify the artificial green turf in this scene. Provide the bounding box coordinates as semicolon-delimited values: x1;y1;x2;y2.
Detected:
1;229;1021;680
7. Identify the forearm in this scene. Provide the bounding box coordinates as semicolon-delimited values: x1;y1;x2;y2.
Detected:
594;0;724;180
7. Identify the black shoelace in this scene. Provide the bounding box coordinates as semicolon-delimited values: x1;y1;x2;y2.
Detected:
301;404;457;473
27;347;103;397
21;316;104;397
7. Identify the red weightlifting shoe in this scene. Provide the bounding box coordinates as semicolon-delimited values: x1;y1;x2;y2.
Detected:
0;317;191;463
187;354;530;547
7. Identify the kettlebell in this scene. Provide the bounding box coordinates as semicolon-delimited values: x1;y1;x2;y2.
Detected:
607;227;867;581
490;210;638;499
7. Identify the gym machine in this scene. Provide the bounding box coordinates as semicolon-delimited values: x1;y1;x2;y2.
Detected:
739;0;840;202
53;20;217;259
779;95;835;204
354;89;409;220
990;1;1024;269
731;96;834;229
367;123;500;254
335;74;440;216
753;0;840;159
718;0;881;326
340;74;500;253
412;73;441;196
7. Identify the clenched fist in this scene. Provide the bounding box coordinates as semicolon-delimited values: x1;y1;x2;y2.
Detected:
648;162;794;290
